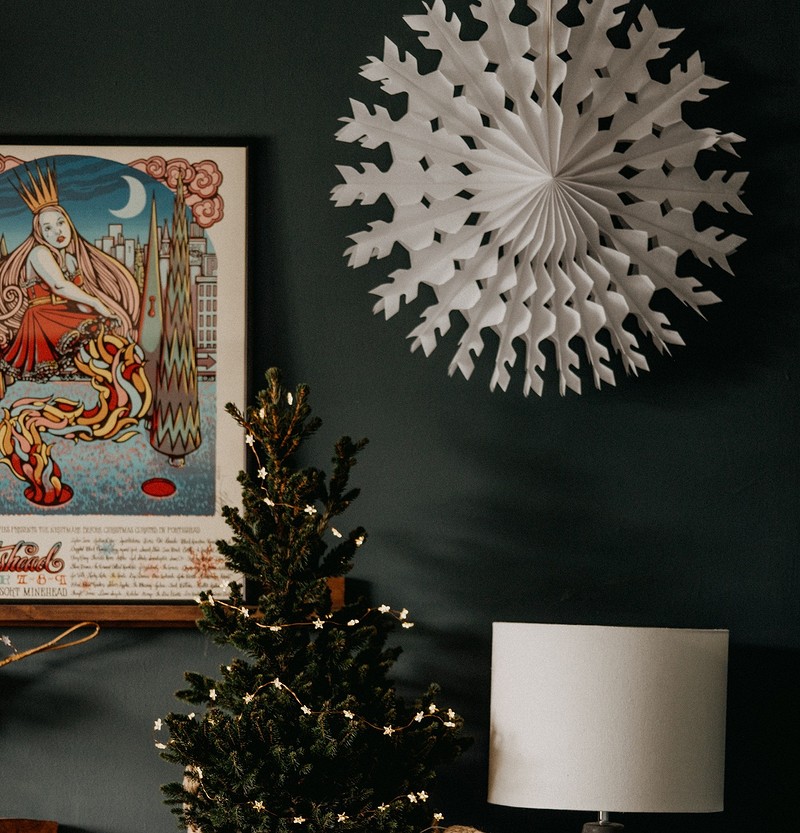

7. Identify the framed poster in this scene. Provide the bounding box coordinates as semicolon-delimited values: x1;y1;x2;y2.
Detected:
0;142;248;625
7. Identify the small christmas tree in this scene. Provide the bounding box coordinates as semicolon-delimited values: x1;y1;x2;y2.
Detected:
157;368;469;833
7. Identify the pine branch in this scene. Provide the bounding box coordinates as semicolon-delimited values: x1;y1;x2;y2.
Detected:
157;368;470;833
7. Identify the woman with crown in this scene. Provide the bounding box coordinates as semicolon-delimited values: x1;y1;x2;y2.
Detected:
0;163;140;395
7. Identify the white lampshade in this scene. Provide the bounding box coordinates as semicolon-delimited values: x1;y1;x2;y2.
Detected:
488;623;728;815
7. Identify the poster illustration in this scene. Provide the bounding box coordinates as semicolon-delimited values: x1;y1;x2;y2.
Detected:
0;144;247;603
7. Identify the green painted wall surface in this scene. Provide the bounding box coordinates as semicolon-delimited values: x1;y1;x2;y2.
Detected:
1;1;797;832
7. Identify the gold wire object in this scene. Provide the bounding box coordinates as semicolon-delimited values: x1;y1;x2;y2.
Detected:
0;621;100;669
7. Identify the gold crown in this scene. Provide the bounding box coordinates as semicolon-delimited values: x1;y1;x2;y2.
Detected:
14;162;59;214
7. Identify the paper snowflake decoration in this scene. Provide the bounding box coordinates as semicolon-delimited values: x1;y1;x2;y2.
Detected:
332;0;748;395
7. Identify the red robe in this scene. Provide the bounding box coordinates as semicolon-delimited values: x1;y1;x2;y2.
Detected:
0;272;102;383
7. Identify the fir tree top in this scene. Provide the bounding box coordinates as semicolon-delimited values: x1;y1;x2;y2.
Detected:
158;368;470;833
216;366;369;624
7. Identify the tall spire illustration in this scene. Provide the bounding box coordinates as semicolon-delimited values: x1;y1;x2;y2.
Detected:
150;172;202;465
139;195;164;409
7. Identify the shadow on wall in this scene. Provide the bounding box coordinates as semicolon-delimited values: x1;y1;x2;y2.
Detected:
0;664;97;738
1;635;795;833
0;628;146;735
355;469;800;833
724;643;800;829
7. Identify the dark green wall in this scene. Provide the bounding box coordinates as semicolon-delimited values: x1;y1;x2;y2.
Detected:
1;1;797;832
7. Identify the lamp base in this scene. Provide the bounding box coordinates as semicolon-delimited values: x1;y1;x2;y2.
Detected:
582;824;624;833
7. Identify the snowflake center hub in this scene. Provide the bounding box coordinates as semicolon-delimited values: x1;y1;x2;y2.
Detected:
532;170;565;194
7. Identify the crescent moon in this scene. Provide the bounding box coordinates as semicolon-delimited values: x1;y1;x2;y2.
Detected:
110;175;147;219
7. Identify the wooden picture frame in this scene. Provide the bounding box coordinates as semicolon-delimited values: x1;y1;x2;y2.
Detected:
0;141;249;625
0;579;346;627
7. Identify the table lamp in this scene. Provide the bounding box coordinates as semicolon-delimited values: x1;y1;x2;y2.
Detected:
488;623;729;832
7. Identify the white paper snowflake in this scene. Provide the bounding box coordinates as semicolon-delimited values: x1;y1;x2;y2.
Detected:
332;0;749;395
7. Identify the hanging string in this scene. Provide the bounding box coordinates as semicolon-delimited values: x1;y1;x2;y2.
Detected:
0;621;100;669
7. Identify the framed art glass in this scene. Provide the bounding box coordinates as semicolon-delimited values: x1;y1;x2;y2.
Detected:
0;142;248;625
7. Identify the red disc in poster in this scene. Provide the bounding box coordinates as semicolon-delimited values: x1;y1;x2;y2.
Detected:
141;477;177;498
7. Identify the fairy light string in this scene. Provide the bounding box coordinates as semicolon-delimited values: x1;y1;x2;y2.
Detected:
165;756;446;831
244;404;366;543
169;752;446;830
154;596;460;829
195;590;415;633
154;671;458;828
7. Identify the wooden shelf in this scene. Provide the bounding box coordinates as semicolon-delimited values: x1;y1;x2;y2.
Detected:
0;603;200;628
0;821;58;833
0;577;345;627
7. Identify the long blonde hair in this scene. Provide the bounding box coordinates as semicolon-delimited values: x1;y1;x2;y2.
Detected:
0;204;140;345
